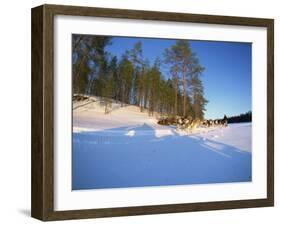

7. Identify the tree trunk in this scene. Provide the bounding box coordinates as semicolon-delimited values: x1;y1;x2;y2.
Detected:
182;65;187;117
174;75;178;116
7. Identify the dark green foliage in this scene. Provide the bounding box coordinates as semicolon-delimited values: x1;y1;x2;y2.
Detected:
148;60;161;115
118;54;134;105
227;111;252;123
190;68;208;119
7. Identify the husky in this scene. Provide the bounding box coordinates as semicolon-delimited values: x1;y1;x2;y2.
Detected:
210;115;228;127
176;116;193;130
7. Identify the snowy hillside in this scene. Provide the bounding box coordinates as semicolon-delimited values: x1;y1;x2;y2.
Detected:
72;97;252;190
73;96;167;135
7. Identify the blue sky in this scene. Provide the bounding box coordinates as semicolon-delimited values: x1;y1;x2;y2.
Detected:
106;37;252;119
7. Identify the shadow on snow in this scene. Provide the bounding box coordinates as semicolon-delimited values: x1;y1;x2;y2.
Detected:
72;123;252;190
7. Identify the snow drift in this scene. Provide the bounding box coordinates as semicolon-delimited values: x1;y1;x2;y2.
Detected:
72;96;252;190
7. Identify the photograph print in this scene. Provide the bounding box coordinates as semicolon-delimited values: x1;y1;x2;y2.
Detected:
72;35;252;190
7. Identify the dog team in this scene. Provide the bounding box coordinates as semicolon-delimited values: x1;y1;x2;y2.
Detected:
158;115;228;131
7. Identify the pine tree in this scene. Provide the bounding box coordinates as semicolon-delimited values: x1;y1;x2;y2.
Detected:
72;35;112;97
190;72;208;119
164;45;180;116
164;40;207;118
142;59;151;110
72;34;90;94
109;56;119;101
129;42;146;110
102;57;118;114
119;54;134;106
174;40;192;117
148;59;161;116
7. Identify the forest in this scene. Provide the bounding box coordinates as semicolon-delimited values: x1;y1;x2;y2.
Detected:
227;111;252;123
72;35;208;119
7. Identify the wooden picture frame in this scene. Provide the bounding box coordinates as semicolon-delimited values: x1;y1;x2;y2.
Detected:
31;4;274;221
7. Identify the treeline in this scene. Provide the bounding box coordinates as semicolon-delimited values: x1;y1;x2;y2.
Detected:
227;111;252;123
72;35;208;119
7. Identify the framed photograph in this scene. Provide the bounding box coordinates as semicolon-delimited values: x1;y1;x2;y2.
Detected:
31;4;274;221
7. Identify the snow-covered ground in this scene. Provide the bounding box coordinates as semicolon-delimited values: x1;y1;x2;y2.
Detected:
72;97;252;190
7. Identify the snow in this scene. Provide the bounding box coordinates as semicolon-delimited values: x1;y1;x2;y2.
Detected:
72;97;252;190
